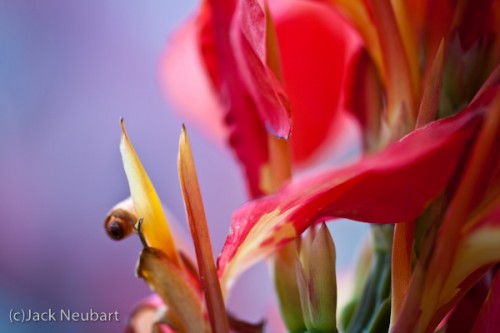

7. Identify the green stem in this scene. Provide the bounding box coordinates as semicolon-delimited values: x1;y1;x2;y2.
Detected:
346;225;393;333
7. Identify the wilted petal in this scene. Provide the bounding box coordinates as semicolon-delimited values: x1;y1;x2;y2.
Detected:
218;107;485;287
137;247;206;333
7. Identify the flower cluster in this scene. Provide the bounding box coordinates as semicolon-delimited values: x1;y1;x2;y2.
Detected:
105;0;500;332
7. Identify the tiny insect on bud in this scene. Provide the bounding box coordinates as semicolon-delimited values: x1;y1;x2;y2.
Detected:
104;197;137;240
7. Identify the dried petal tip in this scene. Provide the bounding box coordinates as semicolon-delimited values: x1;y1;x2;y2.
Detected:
136;247;205;333
104;197;137;241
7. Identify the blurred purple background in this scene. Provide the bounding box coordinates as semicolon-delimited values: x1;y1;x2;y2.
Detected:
0;1;367;332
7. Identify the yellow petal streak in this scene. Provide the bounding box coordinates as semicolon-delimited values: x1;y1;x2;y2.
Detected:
119;119;180;265
220;210;297;293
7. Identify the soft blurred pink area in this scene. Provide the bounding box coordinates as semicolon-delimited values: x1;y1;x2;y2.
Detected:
0;1;367;332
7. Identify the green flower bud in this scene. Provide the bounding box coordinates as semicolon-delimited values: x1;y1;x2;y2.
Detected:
297;223;338;333
273;240;307;332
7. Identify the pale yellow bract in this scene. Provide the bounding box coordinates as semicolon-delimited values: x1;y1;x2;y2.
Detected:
120;119;180;266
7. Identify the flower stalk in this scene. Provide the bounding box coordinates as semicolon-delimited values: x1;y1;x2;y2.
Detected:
178;125;230;333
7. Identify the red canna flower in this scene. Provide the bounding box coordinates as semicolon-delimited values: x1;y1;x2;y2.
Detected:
161;0;358;197
105;0;500;332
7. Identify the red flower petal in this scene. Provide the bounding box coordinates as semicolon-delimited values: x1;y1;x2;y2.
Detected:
270;0;355;162
160;16;227;144
202;0;293;137
218;107;485;288
232;0;291;139
162;0;358;180
197;0;291;197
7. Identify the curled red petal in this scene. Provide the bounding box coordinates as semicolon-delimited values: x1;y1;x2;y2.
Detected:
232;0;291;139
202;0;293;138
218;106;485;287
198;0;291;197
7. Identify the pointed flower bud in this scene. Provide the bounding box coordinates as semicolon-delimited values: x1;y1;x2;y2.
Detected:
273;240;306;332
297;223;338;332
